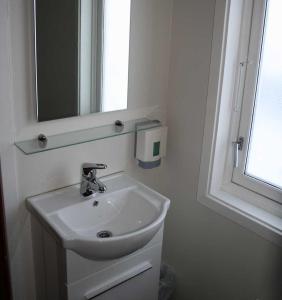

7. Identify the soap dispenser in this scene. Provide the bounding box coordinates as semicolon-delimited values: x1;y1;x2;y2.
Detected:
136;125;167;169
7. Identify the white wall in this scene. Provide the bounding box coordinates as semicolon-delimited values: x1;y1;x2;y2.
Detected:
0;0;173;299
2;0;282;299
162;0;282;299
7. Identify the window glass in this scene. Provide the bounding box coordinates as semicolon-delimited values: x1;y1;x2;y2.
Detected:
246;0;282;190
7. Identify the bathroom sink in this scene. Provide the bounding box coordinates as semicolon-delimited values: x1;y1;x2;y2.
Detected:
27;173;170;260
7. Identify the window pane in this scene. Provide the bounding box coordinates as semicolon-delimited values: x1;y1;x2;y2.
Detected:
246;0;282;190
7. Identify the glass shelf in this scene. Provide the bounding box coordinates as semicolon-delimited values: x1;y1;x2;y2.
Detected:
15;118;161;155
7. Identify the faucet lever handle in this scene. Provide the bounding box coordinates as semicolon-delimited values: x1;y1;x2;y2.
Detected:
82;163;107;176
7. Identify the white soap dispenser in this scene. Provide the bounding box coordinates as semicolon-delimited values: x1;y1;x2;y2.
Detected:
136;126;167;169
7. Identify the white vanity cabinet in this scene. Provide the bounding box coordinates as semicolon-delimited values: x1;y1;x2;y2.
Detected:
28;174;170;300
31;216;163;300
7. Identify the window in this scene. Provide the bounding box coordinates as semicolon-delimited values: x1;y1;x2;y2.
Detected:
232;0;282;204
198;0;282;246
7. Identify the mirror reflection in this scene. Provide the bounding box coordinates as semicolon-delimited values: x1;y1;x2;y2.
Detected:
35;0;131;122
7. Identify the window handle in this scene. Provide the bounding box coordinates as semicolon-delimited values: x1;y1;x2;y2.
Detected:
233;137;244;168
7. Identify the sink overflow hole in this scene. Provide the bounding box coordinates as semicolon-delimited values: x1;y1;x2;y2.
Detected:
97;231;112;238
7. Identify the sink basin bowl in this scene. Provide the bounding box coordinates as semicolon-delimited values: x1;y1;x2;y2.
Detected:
27;173;170;260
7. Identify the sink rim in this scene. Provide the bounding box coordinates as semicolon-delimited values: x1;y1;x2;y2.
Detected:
54;187;168;242
50;191;169;243
26;172;170;259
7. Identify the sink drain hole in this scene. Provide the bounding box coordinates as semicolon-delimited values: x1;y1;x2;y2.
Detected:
97;230;112;238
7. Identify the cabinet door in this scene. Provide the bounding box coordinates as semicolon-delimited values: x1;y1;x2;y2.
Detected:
89;265;159;300
67;242;162;300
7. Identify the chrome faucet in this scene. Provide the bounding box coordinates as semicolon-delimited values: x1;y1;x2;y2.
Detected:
80;163;107;197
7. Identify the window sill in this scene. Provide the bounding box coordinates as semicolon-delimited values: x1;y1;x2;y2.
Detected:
198;185;282;247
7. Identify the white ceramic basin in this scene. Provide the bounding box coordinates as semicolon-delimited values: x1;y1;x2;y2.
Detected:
27;173;170;260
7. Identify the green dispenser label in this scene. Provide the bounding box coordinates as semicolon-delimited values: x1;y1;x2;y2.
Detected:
153;141;160;157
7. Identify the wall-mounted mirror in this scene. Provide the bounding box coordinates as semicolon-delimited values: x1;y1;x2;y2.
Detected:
34;0;131;122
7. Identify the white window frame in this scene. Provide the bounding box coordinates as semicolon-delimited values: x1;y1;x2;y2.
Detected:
232;0;282;204
197;0;282;247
